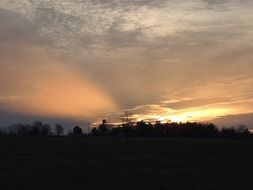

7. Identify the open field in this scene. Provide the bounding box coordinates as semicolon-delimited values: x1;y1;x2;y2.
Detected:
0;137;253;190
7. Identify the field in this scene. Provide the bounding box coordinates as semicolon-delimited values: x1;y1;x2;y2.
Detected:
0;137;253;190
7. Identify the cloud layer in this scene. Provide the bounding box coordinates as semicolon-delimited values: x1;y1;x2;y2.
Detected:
0;0;253;126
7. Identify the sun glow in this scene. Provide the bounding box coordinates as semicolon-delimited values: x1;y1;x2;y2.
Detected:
170;115;186;123
133;107;233;124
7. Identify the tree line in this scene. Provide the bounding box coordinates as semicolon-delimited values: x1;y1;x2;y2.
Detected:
91;112;252;139
0;121;62;136
0;121;83;137
0;116;252;139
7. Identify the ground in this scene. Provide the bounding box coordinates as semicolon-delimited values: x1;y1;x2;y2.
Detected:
0;137;253;190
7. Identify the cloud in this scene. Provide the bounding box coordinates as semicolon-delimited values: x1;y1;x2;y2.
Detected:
0;0;253;125
163;97;232;110
0;47;117;118
1;0;252;53
211;112;253;128
0;10;117;119
0;66;117;119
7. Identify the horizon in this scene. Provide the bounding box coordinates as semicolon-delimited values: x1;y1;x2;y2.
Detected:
0;0;253;129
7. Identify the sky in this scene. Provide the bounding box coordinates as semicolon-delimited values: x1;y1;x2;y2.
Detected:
0;0;253;130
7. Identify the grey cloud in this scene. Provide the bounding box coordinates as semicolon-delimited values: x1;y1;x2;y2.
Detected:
2;0;252;54
92;0;169;9
211;112;253;128
0;8;54;68
198;0;234;11
193;0;253;12
102;17;144;48
33;7;91;51
0;8;44;45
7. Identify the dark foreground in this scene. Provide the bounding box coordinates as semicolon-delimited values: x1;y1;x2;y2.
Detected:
0;137;253;190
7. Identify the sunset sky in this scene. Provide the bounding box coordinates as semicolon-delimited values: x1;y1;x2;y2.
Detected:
0;0;253;130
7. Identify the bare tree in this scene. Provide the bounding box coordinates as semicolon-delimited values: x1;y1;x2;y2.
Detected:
120;111;133;125
120;111;134;140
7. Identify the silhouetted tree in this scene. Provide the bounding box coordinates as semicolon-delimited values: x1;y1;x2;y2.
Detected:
136;120;147;136
111;126;123;136
72;125;83;136
55;124;64;136
0;128;6;136
98;119;109;136
221;127;237;138
31;121;51;136
40;124;51;136
120;112;134;139
235;125;251;137
220;125;251;138
91;127;98;136
6;121;52;136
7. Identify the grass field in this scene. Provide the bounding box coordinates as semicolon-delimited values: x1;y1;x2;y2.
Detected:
0;137;253;190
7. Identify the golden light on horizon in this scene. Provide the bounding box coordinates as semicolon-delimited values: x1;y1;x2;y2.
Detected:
169;115;186;123
132;107;234;124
